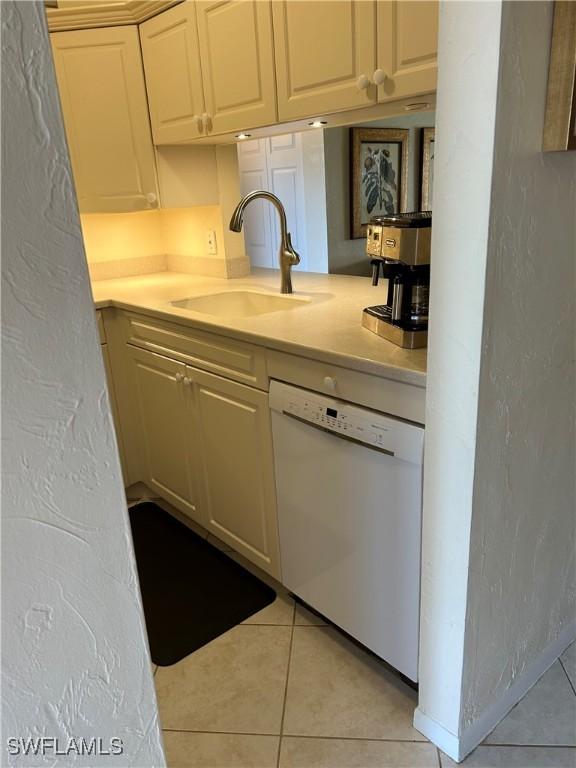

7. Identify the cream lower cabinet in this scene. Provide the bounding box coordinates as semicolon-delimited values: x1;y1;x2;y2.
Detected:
193;367;280;579
50;26;158;212
101;344;129;485
126;344;281;579
128;346;201;524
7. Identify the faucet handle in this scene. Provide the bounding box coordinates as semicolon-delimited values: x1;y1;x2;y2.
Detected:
285;232;301;265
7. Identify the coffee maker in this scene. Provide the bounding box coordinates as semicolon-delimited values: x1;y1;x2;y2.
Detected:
362;211;431;349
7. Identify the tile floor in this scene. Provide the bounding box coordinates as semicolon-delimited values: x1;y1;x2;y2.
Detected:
146;503;576;768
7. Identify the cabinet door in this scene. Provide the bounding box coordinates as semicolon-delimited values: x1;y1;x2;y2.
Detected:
191;367;281;579
50;27;158;213
376;0;438;102
139;2;206;144
195;0;277;135
128;347;201;524
101;343;128;486
272;1;377;121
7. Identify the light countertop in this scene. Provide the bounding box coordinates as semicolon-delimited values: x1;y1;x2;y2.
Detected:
91;269;427;387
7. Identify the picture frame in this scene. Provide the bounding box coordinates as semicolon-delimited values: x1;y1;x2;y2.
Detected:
543;1;576;152
350;127;409;239
420;127;435;210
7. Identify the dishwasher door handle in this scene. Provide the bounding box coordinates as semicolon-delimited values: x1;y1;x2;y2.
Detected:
282;410;395;457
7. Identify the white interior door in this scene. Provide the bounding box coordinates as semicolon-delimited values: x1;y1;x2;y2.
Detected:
266;134;308;271
237;139;275;268
237;132;328;272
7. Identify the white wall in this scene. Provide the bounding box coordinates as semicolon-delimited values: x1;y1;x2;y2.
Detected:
414;0;502;751
462;0;576;729
1;4;165;765
416;0;576;761
300;130;328;273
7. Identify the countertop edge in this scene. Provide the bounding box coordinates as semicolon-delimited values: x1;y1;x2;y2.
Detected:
94;298;427;389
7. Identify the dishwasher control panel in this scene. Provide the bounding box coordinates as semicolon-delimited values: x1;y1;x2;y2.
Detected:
269;380;424;463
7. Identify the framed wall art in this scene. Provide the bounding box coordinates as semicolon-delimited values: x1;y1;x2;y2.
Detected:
420;127;435;210
543;1;576;151
350;127;409;239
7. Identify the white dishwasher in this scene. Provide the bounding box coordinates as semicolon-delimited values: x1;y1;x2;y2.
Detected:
270;380;424;682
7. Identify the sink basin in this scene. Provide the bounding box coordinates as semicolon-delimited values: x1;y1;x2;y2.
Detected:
171;291;310;318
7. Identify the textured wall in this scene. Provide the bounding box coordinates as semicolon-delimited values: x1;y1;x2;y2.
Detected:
462;0;576;726
1;3;165;765
415;0;502;738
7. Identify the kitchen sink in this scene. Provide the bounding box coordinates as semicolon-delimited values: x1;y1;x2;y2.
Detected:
171;291;311;318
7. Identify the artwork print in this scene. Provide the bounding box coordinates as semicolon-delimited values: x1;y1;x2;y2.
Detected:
360;141;401;219
351;127;409;239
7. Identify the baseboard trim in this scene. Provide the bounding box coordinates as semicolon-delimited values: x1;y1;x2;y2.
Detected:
414;619;576;762
413;709;461;761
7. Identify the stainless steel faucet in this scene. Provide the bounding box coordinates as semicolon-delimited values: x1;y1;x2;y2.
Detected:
229;190;300;294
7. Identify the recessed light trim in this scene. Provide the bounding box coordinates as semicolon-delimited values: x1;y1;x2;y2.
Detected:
308;120;327;128
404;103;430;112
235;132;252;140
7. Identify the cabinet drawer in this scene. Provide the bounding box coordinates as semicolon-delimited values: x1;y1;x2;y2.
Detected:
266;349;425;424
96;311;106;344
118;312;268;390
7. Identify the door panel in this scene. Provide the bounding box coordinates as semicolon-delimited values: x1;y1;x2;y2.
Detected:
192;368;280;578
376;0;438;102
50;26;158;212
140;2;205;144
129;347;200;522
101;343;128;485
266;133;307;269
195;0;277;134
237;139;275;268
236;134;308;270
272;0;377;120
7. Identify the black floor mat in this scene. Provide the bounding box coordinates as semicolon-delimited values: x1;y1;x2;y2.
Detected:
129;502;276;666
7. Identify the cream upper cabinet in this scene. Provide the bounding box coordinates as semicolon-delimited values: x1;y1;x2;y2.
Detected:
195;0;277;136
272;1;378;122
128;346;202;525
192;367;281;579
376;0;438;102
50;26;158;213
139;2;206;143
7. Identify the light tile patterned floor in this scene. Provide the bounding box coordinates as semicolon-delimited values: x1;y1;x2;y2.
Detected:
152;530;576;768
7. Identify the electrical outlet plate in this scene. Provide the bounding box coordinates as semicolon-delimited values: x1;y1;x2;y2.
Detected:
206;229;217;255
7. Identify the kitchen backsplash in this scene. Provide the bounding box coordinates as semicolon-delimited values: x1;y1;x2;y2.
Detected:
82;206;249;281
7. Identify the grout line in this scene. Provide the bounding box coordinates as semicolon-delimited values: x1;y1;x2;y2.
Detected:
276;622;296;768
436;746;443;767
480;743;576;749
159;727;576;750
161;728;280;738
160;727;430;744
559;657;576;698
237;622;295;628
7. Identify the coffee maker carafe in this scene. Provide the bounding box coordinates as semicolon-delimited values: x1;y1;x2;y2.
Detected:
362;211;431;349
